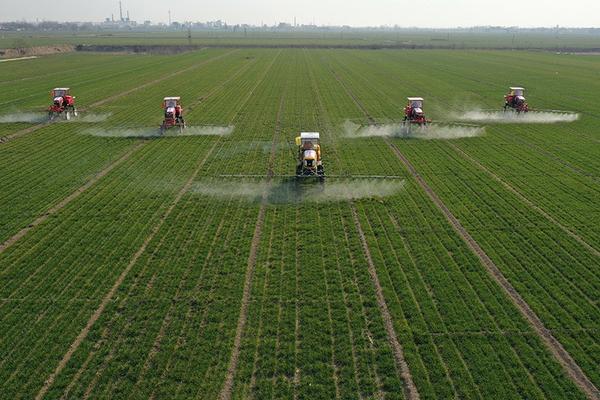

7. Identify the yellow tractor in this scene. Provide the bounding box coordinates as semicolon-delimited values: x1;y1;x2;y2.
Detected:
295;132;324;181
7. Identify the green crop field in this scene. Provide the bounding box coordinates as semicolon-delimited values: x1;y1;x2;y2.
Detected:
0;47;598;400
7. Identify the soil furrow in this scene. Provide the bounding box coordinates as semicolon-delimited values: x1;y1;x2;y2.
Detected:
448;142;600;258
33;139;220;400
386;139;599;400
0;141;145;254
219;93;284;400
350;204;421;400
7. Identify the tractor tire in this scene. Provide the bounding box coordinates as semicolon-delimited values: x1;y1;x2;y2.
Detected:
73;109;78;117
65;111;71;121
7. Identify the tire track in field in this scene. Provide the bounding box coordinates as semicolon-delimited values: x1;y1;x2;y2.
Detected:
328;60;600;400
304;50;415;397
219;94;284;400
448;142;600;258
0;141;145;255
35;49;281;400
317;57;420;400
386;139;599;400
0;121;51;143
350;204;421;400
0;50;237;144
34;140;219;400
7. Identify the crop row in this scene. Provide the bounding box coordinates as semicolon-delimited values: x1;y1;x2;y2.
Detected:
0;49;286;398
37;48;291;398
302;50;592;397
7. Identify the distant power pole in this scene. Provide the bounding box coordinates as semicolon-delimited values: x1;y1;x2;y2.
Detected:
188;26;192;45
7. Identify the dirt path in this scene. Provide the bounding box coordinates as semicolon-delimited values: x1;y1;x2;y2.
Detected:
448;143;600;258
219;94;284;400
0;56;38;63
0;142;145;255
0;50;237;145
350;204;421;400
386;139;599;400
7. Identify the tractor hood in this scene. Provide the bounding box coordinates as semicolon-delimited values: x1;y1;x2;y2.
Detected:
166;107;175;114
413;107;424;115
53;96;63;103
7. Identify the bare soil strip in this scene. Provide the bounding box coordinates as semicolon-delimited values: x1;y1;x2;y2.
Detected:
350;204;421;400
386;139;599;400
34;141;219;400
448;143;600;258
219;95;284;400
0;142;145;255
1;121;50;143
0;50;236;144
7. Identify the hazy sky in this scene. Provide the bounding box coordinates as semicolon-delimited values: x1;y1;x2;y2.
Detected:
0;0;598;27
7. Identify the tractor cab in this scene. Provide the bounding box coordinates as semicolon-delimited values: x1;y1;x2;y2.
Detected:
160;97;185;133
52;88;69;98
295;132;324;178
48;88;77;120
163;97;181;117
50;88;74;107
504;87;528;112
404;97;429;125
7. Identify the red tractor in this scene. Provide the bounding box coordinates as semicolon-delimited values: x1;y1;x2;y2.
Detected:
504;87;529;113
403;97;431;126
160;97;185;133
48;88;77;121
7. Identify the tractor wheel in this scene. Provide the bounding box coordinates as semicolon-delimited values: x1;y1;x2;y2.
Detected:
73;108;78;117
48;112;54;121
65;111;71;121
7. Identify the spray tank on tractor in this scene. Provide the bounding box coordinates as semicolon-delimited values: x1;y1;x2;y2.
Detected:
295;132;324;182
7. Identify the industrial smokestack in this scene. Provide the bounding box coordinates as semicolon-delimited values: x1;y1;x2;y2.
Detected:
119;1;123;22
127;10;130;22
168;10;171;25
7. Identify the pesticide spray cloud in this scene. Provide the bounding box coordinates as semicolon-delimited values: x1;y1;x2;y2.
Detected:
0;113;48;123
191;178;405;204
72;113;112;123
0;112;112;124
456;110;579;124
82;125;234;138
343;121;484;140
